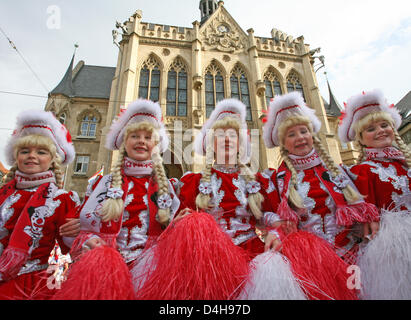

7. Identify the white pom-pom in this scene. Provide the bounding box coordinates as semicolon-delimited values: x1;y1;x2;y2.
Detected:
357;209;411;300
237;251;307;300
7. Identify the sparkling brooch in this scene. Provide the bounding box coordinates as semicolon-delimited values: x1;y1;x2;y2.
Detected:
107;188;124;199
157;194;173;209
246;181;261;194
331;174;350;189
199;181;212;195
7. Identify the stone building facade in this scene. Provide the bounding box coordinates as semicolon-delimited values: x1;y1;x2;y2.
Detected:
45;0;348;198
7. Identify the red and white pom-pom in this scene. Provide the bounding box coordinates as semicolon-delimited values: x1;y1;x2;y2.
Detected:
135;210;250;300
335;203;380;226
281;231;358;300
52;246;135;300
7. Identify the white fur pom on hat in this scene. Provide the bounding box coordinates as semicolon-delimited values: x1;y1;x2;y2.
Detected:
338;89;402;143
105;99;169;153
262;91;321;148
194;98;251;163
5;110;75;166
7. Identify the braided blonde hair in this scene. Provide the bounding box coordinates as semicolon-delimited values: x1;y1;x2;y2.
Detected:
195;117;264;219
101;122;171;225
278;116;361;207
195;132;215;211
354;111;411;168
6;134;64;188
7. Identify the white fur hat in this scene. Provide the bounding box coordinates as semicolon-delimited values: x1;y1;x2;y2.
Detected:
263;91;322;148
338;89;402;143
194;98;251;163
5;110;75;166
105;99;169;153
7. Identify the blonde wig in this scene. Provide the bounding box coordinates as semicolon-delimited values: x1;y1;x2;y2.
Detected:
195;117;264;220
100;121;171;225
6;134;64;188
278;116;362;208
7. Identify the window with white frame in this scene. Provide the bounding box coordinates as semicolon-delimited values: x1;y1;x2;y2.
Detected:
80;115;97;137
74;156;89;174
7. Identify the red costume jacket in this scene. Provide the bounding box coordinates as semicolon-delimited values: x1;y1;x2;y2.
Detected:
177;166;278;252
349;159;410;212
270;162;361;258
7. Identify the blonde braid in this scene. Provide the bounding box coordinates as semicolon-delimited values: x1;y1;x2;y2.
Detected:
101;145;126;222
313;136;362;204
394;130;411;168
152;148;171;226
195;133;214;210
280;147;305;209
238;144;263;220
355;140;367;164
5;164;18;184
51;157;64;189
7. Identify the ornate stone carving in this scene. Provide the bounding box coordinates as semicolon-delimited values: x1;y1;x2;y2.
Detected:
201;13;246;53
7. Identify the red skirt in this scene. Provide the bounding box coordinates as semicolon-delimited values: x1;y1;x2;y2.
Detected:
0;269;56;300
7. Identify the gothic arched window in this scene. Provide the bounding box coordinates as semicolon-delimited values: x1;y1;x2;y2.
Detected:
58;113;66;125
264;69;282;108
80;115;97;137
138;55;161;102
286;71;305;100
166;58;188;116
230;64;252;121
205;61;225;118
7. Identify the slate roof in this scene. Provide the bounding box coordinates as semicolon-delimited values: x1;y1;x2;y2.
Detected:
50;57;115;100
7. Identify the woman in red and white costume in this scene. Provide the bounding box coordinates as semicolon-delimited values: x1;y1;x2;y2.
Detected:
70;99;179;263
54;99;180;300
0;110;80;300
261;92;377;300
179;98;277;258
339;89;411;300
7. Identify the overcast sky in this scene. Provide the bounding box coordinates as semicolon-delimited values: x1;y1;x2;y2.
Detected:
1;0;410;168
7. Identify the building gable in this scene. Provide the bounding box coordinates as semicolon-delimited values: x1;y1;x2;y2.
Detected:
199;5;248;53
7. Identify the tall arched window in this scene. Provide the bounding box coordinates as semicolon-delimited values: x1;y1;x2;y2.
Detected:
138;55;161;102
230;64;252;121
286;71;305;100
166;58;188;117
80;115;97;137
205;61;225;118
264;69;282;108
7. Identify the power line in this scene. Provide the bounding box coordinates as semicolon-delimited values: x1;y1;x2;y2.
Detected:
0;25;51;94
0;90;48;99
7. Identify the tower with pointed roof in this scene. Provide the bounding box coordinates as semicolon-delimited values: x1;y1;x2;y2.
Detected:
44;1;346;197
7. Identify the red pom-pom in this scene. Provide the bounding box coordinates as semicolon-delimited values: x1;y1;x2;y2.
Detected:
277;197;300;223
281;231;358;300
134;211;250;300
52;246;135;300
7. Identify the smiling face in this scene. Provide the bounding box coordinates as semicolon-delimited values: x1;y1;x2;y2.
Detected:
16;146;53;174
124;129;157;161
283;124;314;156
360;120;395;149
